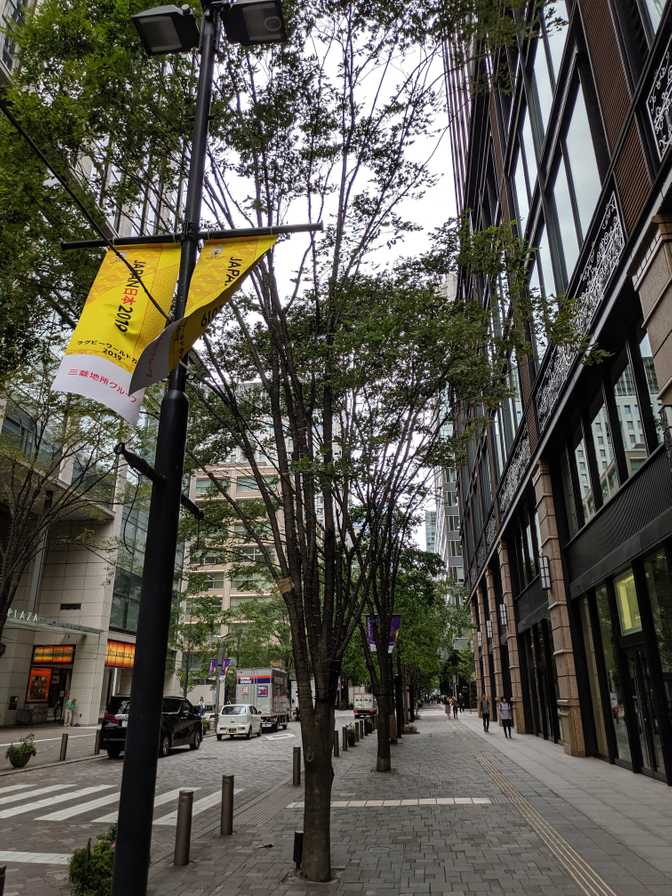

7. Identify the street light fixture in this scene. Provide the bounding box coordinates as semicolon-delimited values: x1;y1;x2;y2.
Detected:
111;2;287;895
221;0;287;44
131;5;201;55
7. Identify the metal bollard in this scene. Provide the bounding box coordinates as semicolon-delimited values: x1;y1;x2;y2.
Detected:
59;732;68;762
293;830;304;869
364;718;369;736
293;746;301;786
173;789;194;866
94;729;102;755
0;865;5;896
354;721;359;743
220;774;234;836
359;720;364;739
342;725;348;752
333;728;340;758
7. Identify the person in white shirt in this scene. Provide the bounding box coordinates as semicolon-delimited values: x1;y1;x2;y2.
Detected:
499;696;513;738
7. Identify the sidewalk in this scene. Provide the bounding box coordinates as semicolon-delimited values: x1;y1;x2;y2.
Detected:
147;707;672;896
0;725;100;773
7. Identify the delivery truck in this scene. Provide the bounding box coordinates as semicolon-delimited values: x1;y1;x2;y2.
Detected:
236;667;290;731
353;692;377;719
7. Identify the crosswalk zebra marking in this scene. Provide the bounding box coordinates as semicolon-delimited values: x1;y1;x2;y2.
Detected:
37;789;124;821
0;783;35;797
0;850;71;866
0;784;72;807
153;787;243;826
0;785;114;819
93;787;202;824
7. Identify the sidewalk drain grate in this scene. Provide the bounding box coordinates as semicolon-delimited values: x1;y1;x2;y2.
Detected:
478;753;619;896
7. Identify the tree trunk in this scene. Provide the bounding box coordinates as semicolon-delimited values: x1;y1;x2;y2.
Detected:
300;699;334;881
374;653;393;772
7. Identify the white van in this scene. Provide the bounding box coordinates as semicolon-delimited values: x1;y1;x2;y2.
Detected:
216;704;263;740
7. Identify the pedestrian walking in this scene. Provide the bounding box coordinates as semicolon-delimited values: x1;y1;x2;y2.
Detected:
499;696;513;738
63;695;77;727
198;696;206;716
452;698;458;719
444;697;451;717
480;694;490;732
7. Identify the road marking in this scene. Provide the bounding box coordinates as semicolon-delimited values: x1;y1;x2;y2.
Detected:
38;790;122;821
153;787;243;826
286;797;491;810
0;784;72;807
0;850;71;866
92;787;201;824
0;785;113;819
0;783;34;797
264;732;295;740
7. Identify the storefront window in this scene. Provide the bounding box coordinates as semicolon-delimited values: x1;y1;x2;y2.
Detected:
614;351;647;477
638;333;662;445
580;598;609;757
596;586;632;763
643;548;672;726
590;398;618;503
615;570;642;635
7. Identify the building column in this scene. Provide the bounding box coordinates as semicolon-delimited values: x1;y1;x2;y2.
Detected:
470;598;483;712
474;584;492;712
485;568;504;706
533;461;585;756
498;541;526;733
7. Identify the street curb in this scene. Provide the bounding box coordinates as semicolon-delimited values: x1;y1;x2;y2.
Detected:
0;752;105;778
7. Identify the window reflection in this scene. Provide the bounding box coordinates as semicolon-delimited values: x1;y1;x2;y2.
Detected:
595;586;632;763
614;352;647;478
642;0;664;32
615;570;642;635
544;1;568;77
532;38;553;133
561;447;579;536
590;398;618;503
553;159;580;278
565;84;602;239
574;432;594;522
639;333;662;444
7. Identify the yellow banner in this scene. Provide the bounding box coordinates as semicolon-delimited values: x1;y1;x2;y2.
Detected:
52;244;181;424
130;235;277;392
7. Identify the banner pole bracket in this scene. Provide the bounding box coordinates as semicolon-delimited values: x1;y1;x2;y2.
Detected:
114;443;204;520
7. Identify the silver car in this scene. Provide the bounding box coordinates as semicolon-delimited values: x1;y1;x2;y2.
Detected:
216;704;263;740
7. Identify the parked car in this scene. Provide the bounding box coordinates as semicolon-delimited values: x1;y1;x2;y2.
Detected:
353;693;377;719
101;696;203;759
216;704;263;740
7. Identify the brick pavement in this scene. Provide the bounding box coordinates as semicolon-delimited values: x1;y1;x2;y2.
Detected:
147;707;672;896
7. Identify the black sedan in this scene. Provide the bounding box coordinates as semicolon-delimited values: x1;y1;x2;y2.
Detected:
101;696;203;759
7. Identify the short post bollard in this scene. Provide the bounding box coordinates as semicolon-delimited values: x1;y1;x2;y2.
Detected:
174;789;194;866
94;729;102;755
364;718;369;736
220;774;234;836
333;728;340;758
354;722;359;743
293;746;301;786
293;831;304;869
59;732;68;762
359;720;364;739
342;725;348;752
0;865;6;896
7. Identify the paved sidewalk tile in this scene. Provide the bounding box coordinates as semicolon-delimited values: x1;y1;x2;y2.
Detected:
146;708;672;896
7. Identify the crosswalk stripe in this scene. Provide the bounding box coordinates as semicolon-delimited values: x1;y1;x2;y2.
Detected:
153;787;243;826
0;850;71;866
0;784;35;797
0;784;72;807
0;785;114;819
92;787;201;824
37;790;122;821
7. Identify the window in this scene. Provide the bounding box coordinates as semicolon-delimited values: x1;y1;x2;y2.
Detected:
590;398;618;503
614;570;642;635
545;1;568;77
205;572;226;591
230;570;271;593
564;84;602;241
638;333;662;444
509;353;524;430
573;430;594;523
195;476;228;497
596;586;632;762
561;447;579;537
238;545;273;563
491;412;505;478
236;475;278;496
529;261;548;367
640;0;665;34
552;159;580;277
613;351;646;478
512;106;537;232
531;37;553;134
513;148;530;229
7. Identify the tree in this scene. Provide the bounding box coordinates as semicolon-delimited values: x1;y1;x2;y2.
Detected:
222;595;293;674
169;580;226;696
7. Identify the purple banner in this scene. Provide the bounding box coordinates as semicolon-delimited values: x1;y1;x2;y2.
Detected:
221;657;232;672
208;658;218;677
366;615;401;654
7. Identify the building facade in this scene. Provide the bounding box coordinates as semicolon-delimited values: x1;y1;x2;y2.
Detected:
446;0;672;783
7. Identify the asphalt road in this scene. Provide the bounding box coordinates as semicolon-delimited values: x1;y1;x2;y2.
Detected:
0;710;358;893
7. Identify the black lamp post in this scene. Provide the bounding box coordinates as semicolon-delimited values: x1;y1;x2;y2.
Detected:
111;3;286;894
